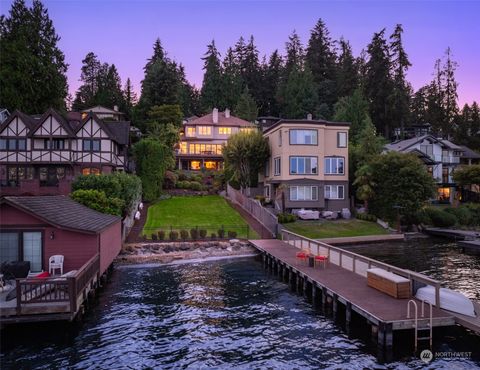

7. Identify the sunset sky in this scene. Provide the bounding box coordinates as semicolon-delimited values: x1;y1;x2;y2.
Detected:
1;0;479;106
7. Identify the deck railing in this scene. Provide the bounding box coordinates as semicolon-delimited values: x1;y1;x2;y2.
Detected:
15;254;100;315
280;229;442;307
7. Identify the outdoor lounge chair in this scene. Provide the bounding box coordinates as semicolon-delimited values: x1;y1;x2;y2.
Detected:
48;255;64;276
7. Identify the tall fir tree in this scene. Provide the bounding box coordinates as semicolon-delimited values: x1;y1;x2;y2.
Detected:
262;50;283;116
336;38;359;98
235;87;258;122
123;78;137;120
280;66;318;119
200;40;225;111
0;0;68;113
284;30;304;77
96;64;125;110
222;47;242;110
72;52;102;110
442;47;459;134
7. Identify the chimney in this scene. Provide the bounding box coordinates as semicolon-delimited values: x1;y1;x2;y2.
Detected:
212;108;219;124
114;105;119;112
225;108;230;118
307;113;312;120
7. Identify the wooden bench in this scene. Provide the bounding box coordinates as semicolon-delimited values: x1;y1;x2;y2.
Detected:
367;268;411;299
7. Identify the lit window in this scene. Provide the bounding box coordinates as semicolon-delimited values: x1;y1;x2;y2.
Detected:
186;127;196;137
180;142;187;154
290;157;318;175
82;168;101;175
274;157;281;176
191;161;201;170
289;129;317;145
324;185;344;199
240;128;254;133
219;127;232;135
337;132;347;148
205;161;217;170
290;186;318;201
198;126;211;135
324;157;344;175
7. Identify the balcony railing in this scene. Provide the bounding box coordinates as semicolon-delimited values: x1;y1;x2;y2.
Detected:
442;156;460;164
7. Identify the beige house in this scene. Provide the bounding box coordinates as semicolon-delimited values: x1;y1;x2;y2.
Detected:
261;118;350;212
176;108;256;171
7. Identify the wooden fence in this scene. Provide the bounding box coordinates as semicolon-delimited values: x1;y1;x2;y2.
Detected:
280;229;442;307
226;184;278;238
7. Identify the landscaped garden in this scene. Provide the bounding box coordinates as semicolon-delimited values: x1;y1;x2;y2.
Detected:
283;219;389;239
142;195;259;240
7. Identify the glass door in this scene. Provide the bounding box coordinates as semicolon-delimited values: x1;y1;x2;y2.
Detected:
23;232;42;272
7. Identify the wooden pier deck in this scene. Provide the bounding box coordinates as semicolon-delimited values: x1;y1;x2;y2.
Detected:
317;234;405;246
458;239;480;250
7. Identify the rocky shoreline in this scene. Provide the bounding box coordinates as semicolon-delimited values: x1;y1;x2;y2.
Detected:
116;240;258;265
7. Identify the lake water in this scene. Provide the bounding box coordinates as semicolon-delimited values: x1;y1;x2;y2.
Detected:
1;239;480;369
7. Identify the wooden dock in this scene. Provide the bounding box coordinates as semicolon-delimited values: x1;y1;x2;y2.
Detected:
317;234;405;245
425;227;480;240
249;230;480;357
458;239;480;250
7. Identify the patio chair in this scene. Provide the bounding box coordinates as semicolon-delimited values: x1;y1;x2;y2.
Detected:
314;255;328;269
48;255;64;276
296;250;309;265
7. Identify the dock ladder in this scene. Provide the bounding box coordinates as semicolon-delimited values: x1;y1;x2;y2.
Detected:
407;299;433;351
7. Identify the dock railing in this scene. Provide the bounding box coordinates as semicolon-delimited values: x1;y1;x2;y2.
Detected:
281;229;442;307
15;254;100;315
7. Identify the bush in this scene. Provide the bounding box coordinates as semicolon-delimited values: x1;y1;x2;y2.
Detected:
199;229;207;238
176;180;190;189
164;170;178;189
177;172;188;181
180;229;189;240
211;233;217;239
356;213;377;222
444;207;473;226
169;231;179;241
151;233;158;240
278;213;296;224
218;229;225;239
190;174;203;183
189;181;203;191
424;208;457;227
227;231;237;238
465;203;480;226
71;189;124;216
190;228;199;240
158;230;165;240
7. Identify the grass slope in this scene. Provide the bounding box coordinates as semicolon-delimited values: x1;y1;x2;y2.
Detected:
284;219;389;239
143;195;258;239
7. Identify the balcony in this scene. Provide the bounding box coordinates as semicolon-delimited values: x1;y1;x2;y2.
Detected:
442;156;460;164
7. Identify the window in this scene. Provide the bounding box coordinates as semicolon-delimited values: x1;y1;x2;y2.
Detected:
324;157;344;175
0;138;26;151
264;185;270;198
6;166;34;186
39;166;66;186
279;130;282;146
289;129;317;145
23;232;42;272
420;144;433;157
198;126;211;135
290;186;318;201
325;185;344;199
0;233;19;264
274;157;281;176
204;161;217;170
264;159;270;176
186;127;196;137
337;132;347;148
240;128;254;133
179;142;187;154
0;231;42;272
82;168;101;175
442;167;449;183
219;127;232;135
0;139;6;150
44;139;65;150
290;157;318;175
190;161;201;170
83;139;100;151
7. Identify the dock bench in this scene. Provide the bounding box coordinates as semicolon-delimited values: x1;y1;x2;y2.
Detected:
367;268;411;299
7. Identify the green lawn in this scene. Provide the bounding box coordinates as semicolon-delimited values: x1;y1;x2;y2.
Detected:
283;219;389;239
143;195;259;239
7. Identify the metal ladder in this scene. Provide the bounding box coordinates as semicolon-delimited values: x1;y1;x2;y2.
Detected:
407;299;433;352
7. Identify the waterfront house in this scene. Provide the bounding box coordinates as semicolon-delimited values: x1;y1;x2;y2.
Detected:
260;117;350;212
176;108;256;171
384;135;465;203
0;108;130;196
80;105;125;121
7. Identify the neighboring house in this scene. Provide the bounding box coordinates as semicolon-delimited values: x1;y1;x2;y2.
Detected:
176;108;256;171
0;109;10;124
80;105;125;121
384;135;464;202
459;145;480;165
0;108;130;196
0;195;121;275
260;118;350;212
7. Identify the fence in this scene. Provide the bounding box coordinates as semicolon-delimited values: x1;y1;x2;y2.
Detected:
226;184;278;238
280;229;442;307
142;224;251;241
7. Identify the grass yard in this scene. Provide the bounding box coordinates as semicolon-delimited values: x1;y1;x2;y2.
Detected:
143;195;259;239
283;219;389;239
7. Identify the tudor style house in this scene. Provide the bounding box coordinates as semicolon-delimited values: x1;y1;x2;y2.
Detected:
261;118;350;212
176;108;256;171
0;108;130;196
384;135;465;203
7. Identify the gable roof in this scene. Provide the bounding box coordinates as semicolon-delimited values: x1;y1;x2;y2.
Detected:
28;108;76;138
188;111;255;127
460;145;480;159
76;111;116;140
385;135;464;153
80;105;124;115
263;118;350;134
0;110;37;134
104;121;130;145
1;196;121;234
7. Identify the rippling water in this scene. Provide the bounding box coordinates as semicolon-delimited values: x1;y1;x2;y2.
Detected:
1;250;480;369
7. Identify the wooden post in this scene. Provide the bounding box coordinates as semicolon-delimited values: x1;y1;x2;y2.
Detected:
378;322;386;349
321;287;327;311
346;302;352;335
303;278;308;298
312;284;318;309
289;269;294;290
332;293;338;321
435;283;441;308
15;279;21;315
283;265;288;283
296;273;302;294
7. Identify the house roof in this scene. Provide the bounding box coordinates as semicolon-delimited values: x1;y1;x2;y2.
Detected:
80;105;124;115
104;121;130;145
385;135;464;152
0;110;37;133
187;111;255;127
1;196;121;234
28;108;77;138
263;118;350;134
460;145;480;159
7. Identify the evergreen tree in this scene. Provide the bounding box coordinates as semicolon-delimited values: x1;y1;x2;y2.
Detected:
389;24;412;137
222;47;242;110
410;86;429;124
280;66;318;119
178;64;199;117
200;40;225;111
262;50;283;116
336;38;358;98
72;52;102;110
284;30;304;77
235;87;258;122
241;36;261;103
364;29;395;138
96;64;125;110
333;89;371;144
123;78;137;119
0;0;68;113
442;47;459;133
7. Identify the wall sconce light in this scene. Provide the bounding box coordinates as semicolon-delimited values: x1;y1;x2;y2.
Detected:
50;231;55;240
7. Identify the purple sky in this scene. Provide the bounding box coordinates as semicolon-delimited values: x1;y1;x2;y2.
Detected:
1;0;479;107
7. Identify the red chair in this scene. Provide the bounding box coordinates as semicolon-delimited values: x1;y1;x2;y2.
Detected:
296;251;309;265
314;255;328;269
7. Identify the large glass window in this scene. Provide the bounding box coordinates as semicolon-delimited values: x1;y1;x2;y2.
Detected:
337;132;347;148
274;157;281;176
325;185;344;199
6;166;34;186
219;127;232;135
0;231;42;272
83;139;100;151
290;157;318;175
82;167;101;175
289;129;317;145
186;127;196;137
44;139;65;150
198;126;212;135
290;186;318;201
324;157;345;175
23;232;42;272
0;233;19;265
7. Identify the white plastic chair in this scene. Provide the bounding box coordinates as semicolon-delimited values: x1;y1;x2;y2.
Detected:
49;255;64;275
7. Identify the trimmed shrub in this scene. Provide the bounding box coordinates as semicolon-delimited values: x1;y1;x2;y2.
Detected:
218;229;225;239
169;231;179;241
189;181;202;191
211;233;217;239
227;231;237;238
278;213;296;224
177;172;187;181
444;207;472;226
190;228;199;240
158;230;165;240
151;233;158;241
424;208;457;227
190;174;203;183
199;229;207;239
180;229;189;240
